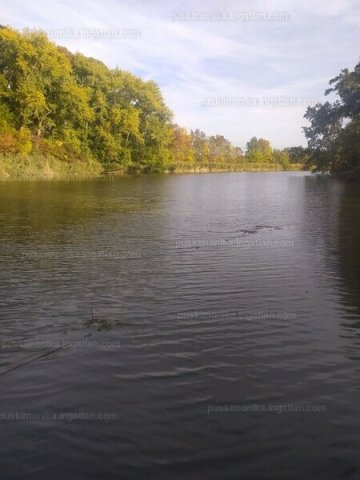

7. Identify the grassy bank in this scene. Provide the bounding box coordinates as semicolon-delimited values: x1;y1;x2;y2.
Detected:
0;154;304;180
168;162;304;173
0;154;103;180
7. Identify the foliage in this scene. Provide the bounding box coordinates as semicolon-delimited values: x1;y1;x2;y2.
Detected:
303;61;360;173
0;26;304;175
0;27;173;171
272;149;290;170
246;137;272;163
284;146;309;165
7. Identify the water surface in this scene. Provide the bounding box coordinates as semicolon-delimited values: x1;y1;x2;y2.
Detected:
0;172;359;479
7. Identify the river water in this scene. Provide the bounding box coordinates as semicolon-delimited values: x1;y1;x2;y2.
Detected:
0;172;359;479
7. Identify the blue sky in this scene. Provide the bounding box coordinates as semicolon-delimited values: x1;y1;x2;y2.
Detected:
2;0;360;149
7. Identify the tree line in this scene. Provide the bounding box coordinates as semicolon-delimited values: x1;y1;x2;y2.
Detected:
0;26;305;172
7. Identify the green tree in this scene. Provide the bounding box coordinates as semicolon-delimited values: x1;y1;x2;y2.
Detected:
303;61;360;173
284;146;309;165
0;26;296;174
246;137;272;163
170;124;194;164
272;149;290;169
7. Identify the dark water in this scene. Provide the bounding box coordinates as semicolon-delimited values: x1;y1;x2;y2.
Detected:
0;172;359;480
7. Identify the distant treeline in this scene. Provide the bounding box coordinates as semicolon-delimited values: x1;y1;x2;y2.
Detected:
0;26;306;173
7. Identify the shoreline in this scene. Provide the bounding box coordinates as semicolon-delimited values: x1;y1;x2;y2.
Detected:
333;168;360;180
0;154;304;180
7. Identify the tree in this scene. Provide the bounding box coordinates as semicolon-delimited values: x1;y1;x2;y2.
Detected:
303;61;360;173
190;129;210;162
170;124;194;164
272;149;290;170
284;146;309;165
0;26;293;173
246;137;272;163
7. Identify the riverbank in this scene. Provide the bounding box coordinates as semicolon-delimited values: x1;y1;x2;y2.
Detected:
0;154;103;180
167;163;304;174
0;154;304;180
